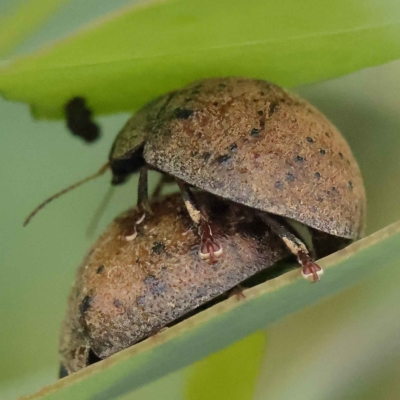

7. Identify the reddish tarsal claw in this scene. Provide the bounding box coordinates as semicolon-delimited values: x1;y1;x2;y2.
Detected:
199;222;223;264
298;251;323;283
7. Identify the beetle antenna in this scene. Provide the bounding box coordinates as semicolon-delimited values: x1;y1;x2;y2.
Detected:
86;185;115;238
23;162;110;227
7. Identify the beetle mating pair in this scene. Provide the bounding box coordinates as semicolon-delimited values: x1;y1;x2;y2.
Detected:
26;77;365;283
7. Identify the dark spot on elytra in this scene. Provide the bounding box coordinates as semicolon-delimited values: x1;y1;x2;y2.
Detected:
306;137;314;143
325;132;331;138
319;149;326;155
152;242;165;255
229;143;238;153
96;265;104;274
348;181;353;190
317;197;323;202
315;172;321;179
79;296;92;314
113;299;122;308
296;156;304;162
174;108;194;119
268;102;279;117
257;110;264;116
213;101;219;106
260;91;265;96
250;128;260;137
216;154;231;164
144;276;155;284
144;276;167;296
339;152;344;159
286;173;295;182
136;296;146;307
275;181;284;190
331;187;337;192
202;152;211;161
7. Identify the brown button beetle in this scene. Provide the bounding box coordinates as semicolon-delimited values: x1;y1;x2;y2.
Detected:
109;78;366;282
59;192;291;375
25;77;366;282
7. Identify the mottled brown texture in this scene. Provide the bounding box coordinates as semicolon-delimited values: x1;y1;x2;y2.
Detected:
143;78;366;239
59;193;290;374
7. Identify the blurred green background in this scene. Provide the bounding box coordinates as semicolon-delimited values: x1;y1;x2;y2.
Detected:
1;1;400;399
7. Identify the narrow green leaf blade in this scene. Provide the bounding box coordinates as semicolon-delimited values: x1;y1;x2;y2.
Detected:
186;331;267;400
1;0;400;118
22;220;400;400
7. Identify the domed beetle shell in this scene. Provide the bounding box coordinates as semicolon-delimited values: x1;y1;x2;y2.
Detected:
109;77;366;280
117;78;365;238
59;193;290;374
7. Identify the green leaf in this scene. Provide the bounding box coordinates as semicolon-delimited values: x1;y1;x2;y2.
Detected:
186;331;267;400
23;220;400;400
1;0;400;119
0;0;70;58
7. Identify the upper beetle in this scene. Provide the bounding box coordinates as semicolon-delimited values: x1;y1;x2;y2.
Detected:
25;77;366;282
109;77;366;282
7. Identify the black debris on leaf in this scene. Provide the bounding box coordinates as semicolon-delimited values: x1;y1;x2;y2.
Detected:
65;97;100;143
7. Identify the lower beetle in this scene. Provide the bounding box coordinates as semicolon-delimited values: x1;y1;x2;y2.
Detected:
59;192;291;375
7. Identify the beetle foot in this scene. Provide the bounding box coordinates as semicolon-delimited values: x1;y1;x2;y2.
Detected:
298;251;323;282
199;222;223;264
124;213;146;241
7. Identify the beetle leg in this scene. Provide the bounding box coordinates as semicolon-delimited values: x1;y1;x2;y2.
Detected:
259;213;323;282
124;166;152;241
137;166;153;214
176;180;223;264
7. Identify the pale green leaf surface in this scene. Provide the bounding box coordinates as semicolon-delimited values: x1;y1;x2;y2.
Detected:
0;0;70;58
1;0;400;118
22;220;400;400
